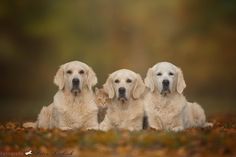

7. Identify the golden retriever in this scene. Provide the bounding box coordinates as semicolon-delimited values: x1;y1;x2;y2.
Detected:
23;61;99;130
144;62;213;132
99;69;146;131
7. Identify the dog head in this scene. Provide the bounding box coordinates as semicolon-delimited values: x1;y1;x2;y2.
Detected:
103;69;145;103
144;62;186;96
54;61;97;95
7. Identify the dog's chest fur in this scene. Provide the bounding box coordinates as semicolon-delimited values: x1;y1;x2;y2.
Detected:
146;93;186;128
108;100;144;128
53;91;98;128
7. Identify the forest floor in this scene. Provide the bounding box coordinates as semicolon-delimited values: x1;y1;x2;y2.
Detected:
0;114;235;157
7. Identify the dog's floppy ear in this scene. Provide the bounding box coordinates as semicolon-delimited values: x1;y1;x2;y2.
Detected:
103;75;115;99
86;66;98;91
133;74;145;99
144;68;155;92
54;65;65;90
176;67;186;94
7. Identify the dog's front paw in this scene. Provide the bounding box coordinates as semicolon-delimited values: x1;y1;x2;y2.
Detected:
204;122;213;128
59;127;72;130
86;126;99;131
23;122;37;128
171;126;184;132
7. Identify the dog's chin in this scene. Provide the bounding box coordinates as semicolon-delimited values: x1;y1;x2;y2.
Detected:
160;89;171;96
118;97;128;104
71;88;81;96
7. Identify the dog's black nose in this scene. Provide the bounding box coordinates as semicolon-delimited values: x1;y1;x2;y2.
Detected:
72;78;80;86
118;87;126;94
162;80;169;86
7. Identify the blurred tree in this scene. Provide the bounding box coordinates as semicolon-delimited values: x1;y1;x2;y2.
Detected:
0;0;235;120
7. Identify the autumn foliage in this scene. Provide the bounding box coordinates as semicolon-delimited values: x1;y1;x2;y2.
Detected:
0;114;235;157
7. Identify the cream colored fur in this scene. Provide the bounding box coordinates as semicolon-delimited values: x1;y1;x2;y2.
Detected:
99;69;145;131
144;62;212;132
23;61;99;130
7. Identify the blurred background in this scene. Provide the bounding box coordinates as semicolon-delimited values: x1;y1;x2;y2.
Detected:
0;0;235;122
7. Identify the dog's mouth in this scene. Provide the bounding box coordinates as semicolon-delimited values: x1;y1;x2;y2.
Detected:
118;96;128;103
71;87;81;96
161;87;171;96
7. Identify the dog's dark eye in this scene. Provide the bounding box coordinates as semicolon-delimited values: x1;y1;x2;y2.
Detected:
157;72;162;76
127;79;132;83
114;79;120;83
79;70;84;74
169;72;174;76
66;70;72;74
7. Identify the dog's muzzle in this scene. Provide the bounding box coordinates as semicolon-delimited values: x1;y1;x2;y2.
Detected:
161;79;170;96
71;78;81;95
118;87;127;103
